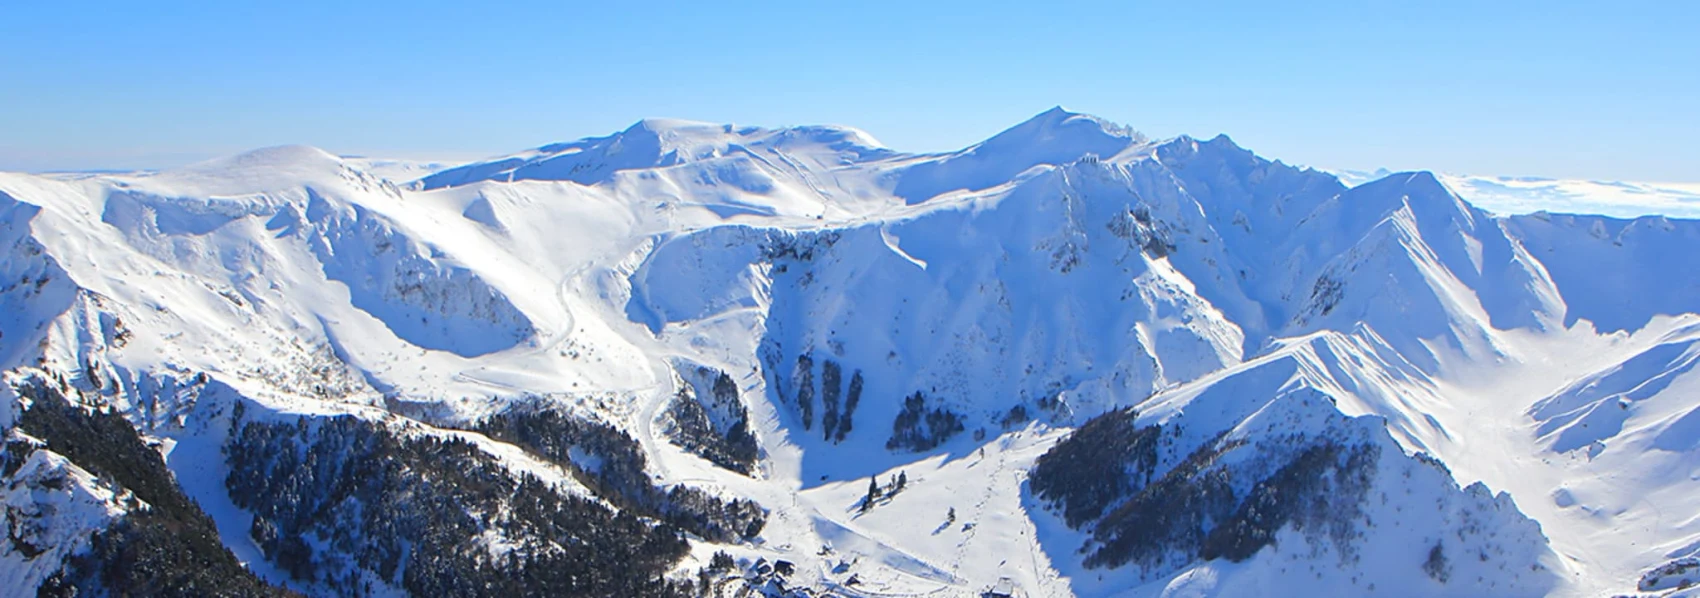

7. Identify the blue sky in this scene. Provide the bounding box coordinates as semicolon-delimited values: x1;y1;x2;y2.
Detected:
2;1;1694;180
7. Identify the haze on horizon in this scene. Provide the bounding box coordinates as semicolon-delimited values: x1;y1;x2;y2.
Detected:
1;0;1694;183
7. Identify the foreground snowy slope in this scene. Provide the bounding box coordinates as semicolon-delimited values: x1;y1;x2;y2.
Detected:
3;109;1699;596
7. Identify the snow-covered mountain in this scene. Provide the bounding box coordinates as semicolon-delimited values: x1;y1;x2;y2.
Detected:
4;108;1699;597
1333;168;1700;220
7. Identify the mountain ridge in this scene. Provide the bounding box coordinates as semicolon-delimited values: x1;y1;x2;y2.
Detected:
1;109;1697;597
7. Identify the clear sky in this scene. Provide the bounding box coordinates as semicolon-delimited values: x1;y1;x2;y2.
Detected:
2;1;1695;180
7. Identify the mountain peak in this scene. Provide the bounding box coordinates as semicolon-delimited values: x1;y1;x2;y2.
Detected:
625;117;720;133
1155;132;1257;163
1029;105;1083;124
618;117;741;143
1334;169;1487;239
1357;170;1451;197
986;107;1142;151
135;145;353;195
889;108;1149;202
420;117;890;190
186;145;342;172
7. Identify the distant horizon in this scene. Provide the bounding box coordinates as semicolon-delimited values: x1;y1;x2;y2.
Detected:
17;110;1698;189
10;108;1699;185
4;1;1694;181
21;108;1699;221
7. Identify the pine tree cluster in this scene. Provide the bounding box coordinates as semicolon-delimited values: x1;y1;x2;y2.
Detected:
885;392;964;452
10;378;292;597
226;412;697;597
476;405;766;544
1031;406;1382;576
662;367;759;475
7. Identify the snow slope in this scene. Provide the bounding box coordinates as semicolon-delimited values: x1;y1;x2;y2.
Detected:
0;435;136;591
2;108;1699;596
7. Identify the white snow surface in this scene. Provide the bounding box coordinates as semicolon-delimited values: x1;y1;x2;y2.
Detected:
0;439;136;591
1;108;1698;596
